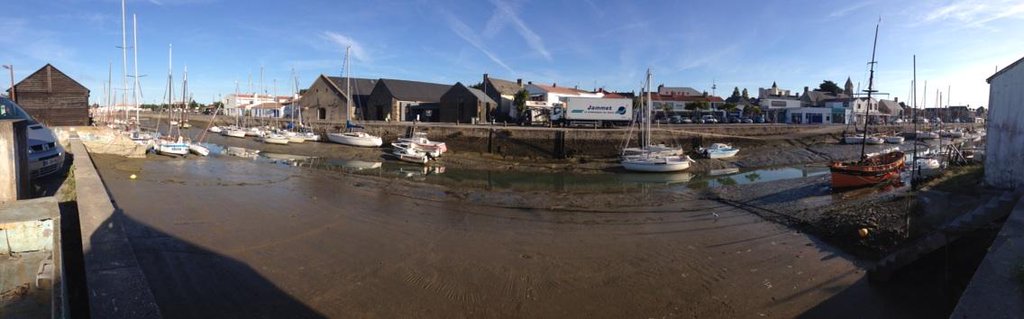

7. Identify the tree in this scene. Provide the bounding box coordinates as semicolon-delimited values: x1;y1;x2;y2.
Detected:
694;100;710;110
744;106;762;116
720;103;738;114
741;88;750;99
513;89;529;117
976;106;986;116
470;82;485;90
659;102;673;117
730;87;741;98
817;80;842;95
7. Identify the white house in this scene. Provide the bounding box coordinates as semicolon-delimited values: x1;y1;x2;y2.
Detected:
984;55;1024;188
223;93;293;116
759;82;802;122
525;82;602;108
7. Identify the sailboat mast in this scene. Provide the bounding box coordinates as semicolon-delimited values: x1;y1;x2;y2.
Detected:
120;0;129;125
859;19;880;160
132;13;141;125
345;46;352;125
645;69;652;150
912;55;919;184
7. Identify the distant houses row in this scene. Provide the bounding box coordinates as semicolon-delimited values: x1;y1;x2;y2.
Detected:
218;72;985;125
0;63;985;128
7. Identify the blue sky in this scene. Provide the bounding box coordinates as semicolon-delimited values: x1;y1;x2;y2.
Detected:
4;0;1024;108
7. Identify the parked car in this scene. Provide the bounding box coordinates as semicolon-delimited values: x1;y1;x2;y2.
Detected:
0;97;65;178
754;116;765;123
700;115;719;124
742;118;754;123
915;117;929;124
669;115;684;124
681;118;693;124
891;118;905;124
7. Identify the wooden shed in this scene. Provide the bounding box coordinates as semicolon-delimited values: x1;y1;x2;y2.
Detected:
6;64;90;126
439;82;497;123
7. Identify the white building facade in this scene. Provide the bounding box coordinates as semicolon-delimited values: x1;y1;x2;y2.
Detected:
984;56;1024;188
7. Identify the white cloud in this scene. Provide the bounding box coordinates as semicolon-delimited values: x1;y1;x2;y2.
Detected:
320;32;370;63
487;0;552;61
829;2;872;18
922;0;1024;27
440;9;515;74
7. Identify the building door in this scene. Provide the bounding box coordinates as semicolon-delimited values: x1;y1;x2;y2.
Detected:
318;108;326;120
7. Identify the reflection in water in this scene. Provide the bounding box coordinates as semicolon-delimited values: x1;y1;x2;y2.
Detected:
744;173;761;182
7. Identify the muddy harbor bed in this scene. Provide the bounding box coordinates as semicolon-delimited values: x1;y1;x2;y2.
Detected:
83;146;980;318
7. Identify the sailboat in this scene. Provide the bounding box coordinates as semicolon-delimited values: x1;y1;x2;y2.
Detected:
829;20;905;188
154;44;190;156
327;46;383;147
621;69;694;173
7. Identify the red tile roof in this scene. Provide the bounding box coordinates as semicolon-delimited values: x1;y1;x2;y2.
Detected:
650;94;724;102
530;83;590;95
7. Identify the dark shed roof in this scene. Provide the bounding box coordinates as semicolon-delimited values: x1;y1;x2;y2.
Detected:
378;78;451;102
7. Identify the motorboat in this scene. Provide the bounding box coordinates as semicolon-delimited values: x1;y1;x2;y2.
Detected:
884;135;905;144
225;146;260;159
843;134;865;144
699;143;740;159
865;136;885;145
262;134;290;145
327;131;383;147
392;142;441;158
392;144;429;164
397;132;448;155
915;131;939;140
208;126;223;133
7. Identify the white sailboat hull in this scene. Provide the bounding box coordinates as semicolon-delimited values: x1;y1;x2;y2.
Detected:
843;136;865;144
884;136;905;144
224;130;247;138
327;132;383;147
262;136;290;145
706;149;740;159
188;144;210;156
156;143;189;156
622;156;693;172
865;137;885;145
208;126;222;133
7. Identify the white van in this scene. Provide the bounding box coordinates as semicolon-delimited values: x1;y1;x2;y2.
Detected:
0;97;65;178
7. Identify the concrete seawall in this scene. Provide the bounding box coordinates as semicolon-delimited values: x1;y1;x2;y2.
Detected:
70;139;162;318
139;113;978;160
951;193;1024;318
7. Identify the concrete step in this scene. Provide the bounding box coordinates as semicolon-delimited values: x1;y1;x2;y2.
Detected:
870;191;1020;282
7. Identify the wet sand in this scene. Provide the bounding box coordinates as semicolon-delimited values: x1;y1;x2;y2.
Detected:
84;153;949;318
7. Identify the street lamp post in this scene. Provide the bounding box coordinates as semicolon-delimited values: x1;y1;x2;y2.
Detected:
1;65;13;101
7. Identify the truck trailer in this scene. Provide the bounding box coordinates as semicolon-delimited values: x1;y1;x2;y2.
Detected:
551;97;632;128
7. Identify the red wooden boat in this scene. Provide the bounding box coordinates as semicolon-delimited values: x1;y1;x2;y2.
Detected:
829;151;906;188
